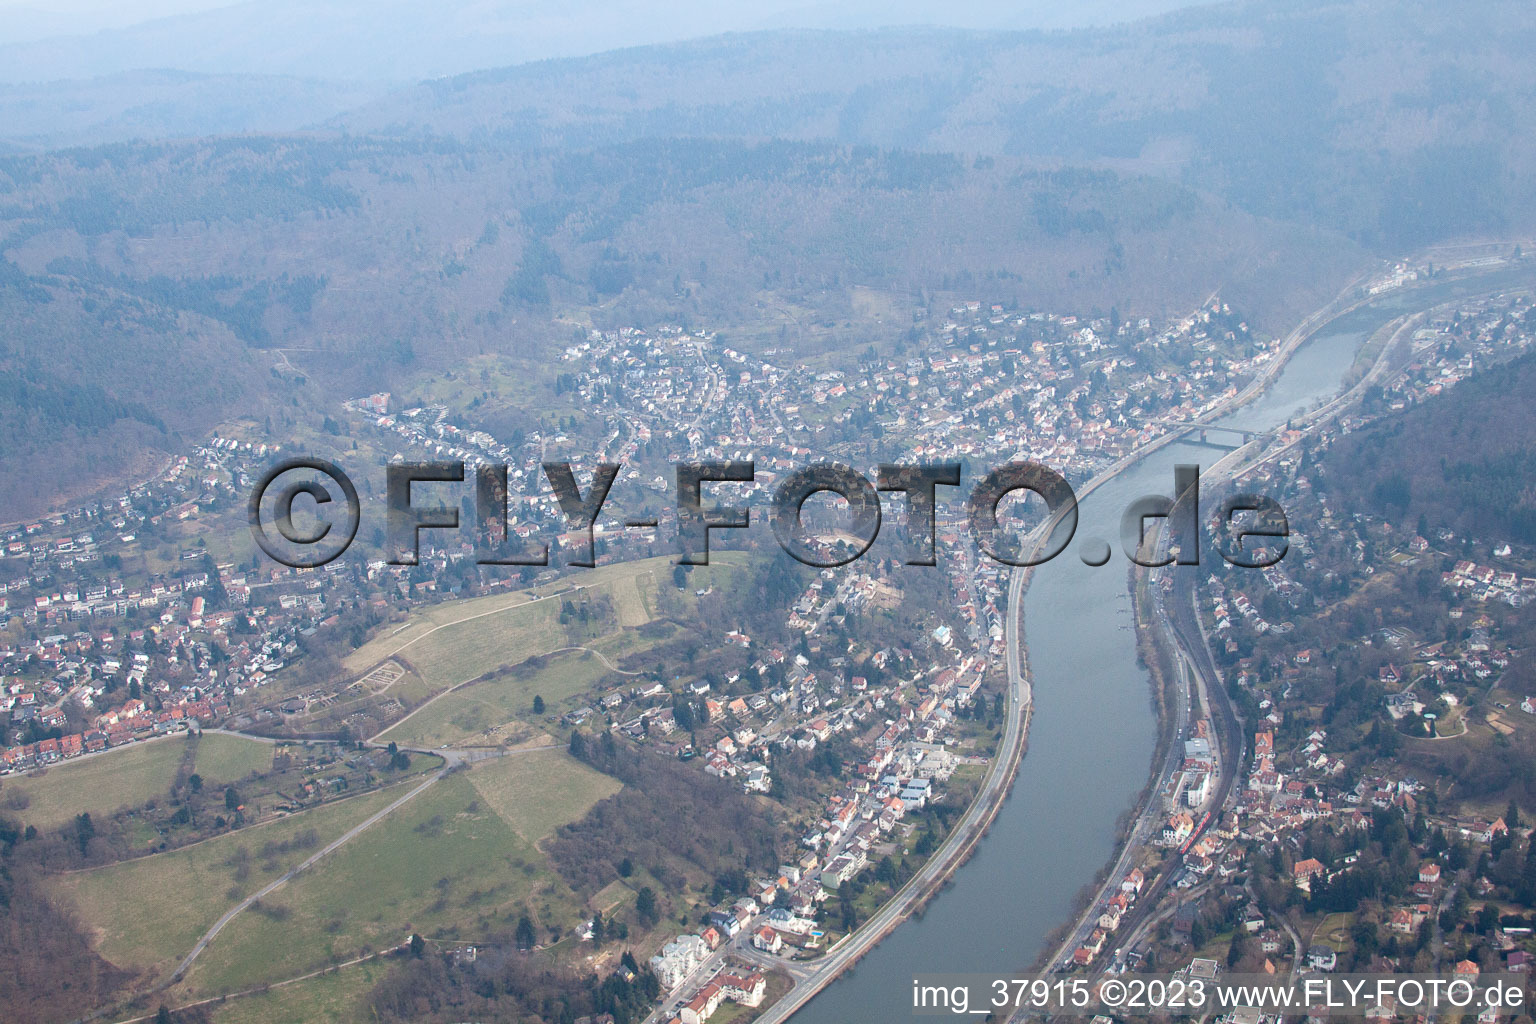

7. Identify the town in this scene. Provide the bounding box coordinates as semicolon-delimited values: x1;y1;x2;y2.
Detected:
0;288;1288;1022
7;272;1536;1024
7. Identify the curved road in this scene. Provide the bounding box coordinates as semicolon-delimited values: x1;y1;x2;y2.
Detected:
163;738;531;989
167;763;449;985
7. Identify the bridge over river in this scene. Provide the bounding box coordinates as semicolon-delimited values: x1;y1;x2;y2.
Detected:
1162;421;1263;450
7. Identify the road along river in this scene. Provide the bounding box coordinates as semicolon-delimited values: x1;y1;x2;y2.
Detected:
788;267;1536;1024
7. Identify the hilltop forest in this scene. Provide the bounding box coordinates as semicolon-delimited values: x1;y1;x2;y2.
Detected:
1;0;1534;517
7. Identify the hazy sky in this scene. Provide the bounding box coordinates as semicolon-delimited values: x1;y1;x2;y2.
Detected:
0;0;1215;80
1;0;1204;37
2;0;229;41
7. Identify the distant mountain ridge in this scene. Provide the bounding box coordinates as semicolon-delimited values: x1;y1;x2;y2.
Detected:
0;70;393;152
336;0;1536;251
0;0;1203;83
0;0;1199;152
0;0;1531;517
0;131;1362;517
7;0;1533;256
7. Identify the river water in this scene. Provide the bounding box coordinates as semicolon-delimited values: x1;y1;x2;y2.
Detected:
789;271;1535;1024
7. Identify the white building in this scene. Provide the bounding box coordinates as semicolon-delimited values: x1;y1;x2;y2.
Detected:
649;933;708;990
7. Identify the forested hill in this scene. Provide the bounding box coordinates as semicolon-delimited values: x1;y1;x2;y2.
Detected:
0;133;1361;518
0;72;394;153
339;0;1536;252
0;260;274;522
1322;328;1536;545
0;136;1359;341
5;0;1530;520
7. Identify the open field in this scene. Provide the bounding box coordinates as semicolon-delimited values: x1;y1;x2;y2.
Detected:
345;553;745;681
191;734;275;787
3;737;182;829
2;738;186;829
178;762;589;998
49;784;408;980
343;588;557;677
1312;911;1353;951
381;646;628;749
0;733;281;831
367;554;746;747
467;748;620;843
390;596;565;694
204;957;387;1024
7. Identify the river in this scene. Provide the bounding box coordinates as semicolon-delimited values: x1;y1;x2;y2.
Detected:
788;269;1535;1024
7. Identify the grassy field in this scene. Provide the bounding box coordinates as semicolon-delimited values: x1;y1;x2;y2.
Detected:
203;957;387;1024
50;784;408;980
0;733;279;831
192;734;275;787
178;764;587;998
468;748;620;843
345;554;743;682
381;646;623;749
390;596;566;693
1312;911;1353;951
343;590;554;678
367;554;744;748
2;737;187;829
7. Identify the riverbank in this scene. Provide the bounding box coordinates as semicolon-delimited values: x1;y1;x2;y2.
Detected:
1010;256;1536;994
774;252;1536;1024
752;565;1039;1024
